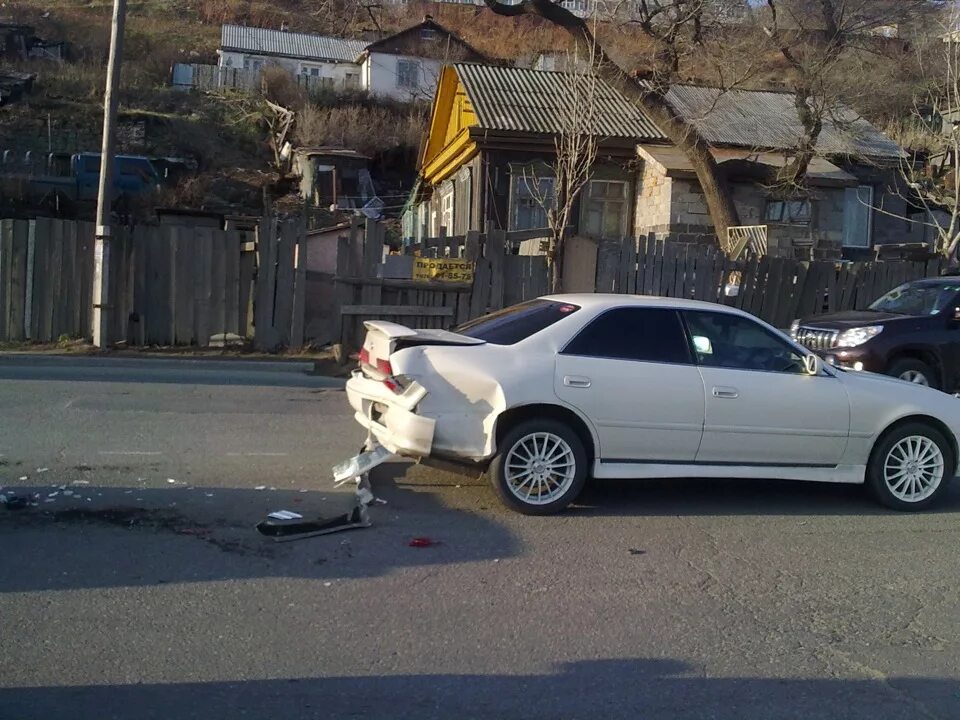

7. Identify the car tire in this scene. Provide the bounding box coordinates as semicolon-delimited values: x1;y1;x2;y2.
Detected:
887;357;938;390
867;422;954;511
489;419;588;515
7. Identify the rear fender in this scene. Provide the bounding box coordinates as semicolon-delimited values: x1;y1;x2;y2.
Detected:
393;345;506;459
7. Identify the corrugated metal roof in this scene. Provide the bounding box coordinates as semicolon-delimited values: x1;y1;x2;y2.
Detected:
666;85;903;159
220;24;368;63
454;64;665;140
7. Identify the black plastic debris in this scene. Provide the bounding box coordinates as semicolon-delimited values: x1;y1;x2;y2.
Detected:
256;505;370;542
3;495;28;510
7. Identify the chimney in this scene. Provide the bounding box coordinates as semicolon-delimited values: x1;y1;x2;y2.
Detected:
423;14;433;22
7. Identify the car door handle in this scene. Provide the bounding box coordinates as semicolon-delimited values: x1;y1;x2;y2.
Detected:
712;386;739;399
563;375;592;388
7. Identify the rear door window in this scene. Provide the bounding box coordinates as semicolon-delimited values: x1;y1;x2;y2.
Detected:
562;307;692;364
455;300;579;345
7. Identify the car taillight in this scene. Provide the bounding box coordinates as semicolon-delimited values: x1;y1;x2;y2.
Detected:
377;358;393;375
359;348;369;365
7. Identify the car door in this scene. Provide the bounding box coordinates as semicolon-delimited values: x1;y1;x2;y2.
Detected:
682;310;850;466
554;307;705;462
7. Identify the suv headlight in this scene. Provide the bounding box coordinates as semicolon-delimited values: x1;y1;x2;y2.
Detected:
835;325;883;348
790;320;800;340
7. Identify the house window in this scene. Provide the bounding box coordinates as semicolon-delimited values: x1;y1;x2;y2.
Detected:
397;59;420;89
510;175;554;231
441;188;454;234
243;57;263;72
843;185;874;248
344;73;360;89
583;180;629;237
765;198;812;224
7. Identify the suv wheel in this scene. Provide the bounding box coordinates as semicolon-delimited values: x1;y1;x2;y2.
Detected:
489;419;588;515
867;422;954;511
887;358;938;390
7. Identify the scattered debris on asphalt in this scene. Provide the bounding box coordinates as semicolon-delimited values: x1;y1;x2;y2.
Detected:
3;495;28;510
256;505;370;542
628;549;647;556
37;467;49;473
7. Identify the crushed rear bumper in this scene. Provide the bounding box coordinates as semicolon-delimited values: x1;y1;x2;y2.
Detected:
345;370;435;457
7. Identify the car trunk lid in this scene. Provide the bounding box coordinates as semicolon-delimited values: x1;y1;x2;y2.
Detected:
359;321;484;381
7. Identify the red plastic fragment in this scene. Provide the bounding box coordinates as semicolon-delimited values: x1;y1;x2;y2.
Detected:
408;537;436;548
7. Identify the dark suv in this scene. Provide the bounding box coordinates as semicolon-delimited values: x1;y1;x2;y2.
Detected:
791;278;960;390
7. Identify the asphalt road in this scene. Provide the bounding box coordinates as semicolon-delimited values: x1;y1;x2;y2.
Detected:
1;356;960;720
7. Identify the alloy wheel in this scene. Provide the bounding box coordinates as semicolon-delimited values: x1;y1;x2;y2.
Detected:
899;370;930;386
504;432;576;506
883;435;944;503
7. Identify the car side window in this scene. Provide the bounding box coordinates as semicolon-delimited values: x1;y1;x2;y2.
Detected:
562;308;692;364
683;311;806;374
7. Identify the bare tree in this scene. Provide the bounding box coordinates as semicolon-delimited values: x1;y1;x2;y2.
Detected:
482;0;945;257
760;0;944;188
523;46;600;292
482;0;743;248
898;4;960;258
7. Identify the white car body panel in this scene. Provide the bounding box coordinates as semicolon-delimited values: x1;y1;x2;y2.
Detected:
694;366;850;465
555;354;704;461
345;294;960;485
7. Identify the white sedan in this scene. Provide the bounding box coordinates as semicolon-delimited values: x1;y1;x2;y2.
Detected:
345;294;960;515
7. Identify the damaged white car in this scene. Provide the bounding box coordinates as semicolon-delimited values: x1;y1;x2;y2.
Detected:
345;295;960;515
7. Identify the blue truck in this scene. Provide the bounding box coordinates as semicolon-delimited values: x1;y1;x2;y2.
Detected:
0;151;163;215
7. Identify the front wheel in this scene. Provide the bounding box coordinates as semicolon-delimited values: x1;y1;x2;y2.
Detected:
489;419;588;515
867;422;954;511
887;358;938;390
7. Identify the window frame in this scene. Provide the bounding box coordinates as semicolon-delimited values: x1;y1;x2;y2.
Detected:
842;184;874;248
508;172;554;231
396;58;420;89
440;186;454;235
680;309;812;376
560;307;694;366
764;198;812;225
580;179;630;238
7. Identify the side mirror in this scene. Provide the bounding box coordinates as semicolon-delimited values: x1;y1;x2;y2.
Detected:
804;354;821;376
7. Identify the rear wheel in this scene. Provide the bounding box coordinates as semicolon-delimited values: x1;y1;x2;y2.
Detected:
887;357;938;390
489;419;587;515
867;422;954;511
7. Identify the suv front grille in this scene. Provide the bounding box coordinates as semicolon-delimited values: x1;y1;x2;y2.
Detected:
796;327;839;351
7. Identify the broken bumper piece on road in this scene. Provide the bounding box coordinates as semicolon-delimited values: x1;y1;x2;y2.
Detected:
256;444;397;542
256;505;371;542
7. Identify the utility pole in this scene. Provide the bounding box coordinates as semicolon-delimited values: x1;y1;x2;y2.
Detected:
92;0;127;347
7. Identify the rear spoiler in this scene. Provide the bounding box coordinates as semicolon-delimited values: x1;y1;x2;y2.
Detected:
363;321;486;348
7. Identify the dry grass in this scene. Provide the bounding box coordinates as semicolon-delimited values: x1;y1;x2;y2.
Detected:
294;102;428;157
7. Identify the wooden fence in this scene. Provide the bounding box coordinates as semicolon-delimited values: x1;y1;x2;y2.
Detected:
319;221;548;352
172;63;356;95
4;216;944;352
593;235;945;329
0;217;265;346
315;223;947;353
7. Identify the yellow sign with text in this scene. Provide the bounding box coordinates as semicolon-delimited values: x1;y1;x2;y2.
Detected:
412;257;475;284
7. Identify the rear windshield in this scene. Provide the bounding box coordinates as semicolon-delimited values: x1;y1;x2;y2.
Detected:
455;300;580;345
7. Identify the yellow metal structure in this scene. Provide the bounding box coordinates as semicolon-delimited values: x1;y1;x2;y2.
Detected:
420;67;479;185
